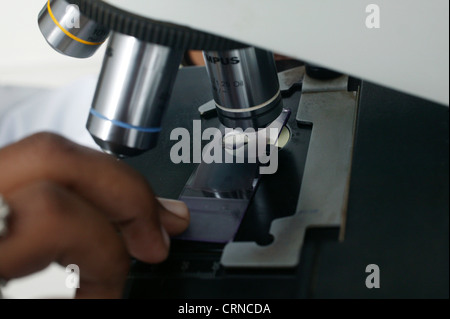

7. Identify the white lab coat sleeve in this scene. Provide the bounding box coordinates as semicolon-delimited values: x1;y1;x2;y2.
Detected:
0;76;101;150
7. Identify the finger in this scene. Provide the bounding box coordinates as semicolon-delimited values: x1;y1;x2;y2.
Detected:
0;133;181;263
0;181;129;299
157;198;190;236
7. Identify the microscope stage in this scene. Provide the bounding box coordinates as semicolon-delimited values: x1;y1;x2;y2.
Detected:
124;66;449;299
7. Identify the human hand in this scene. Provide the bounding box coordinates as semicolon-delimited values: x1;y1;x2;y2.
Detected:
0;133;189;298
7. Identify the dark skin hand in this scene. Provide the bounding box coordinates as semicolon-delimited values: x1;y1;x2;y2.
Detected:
0;132;190;298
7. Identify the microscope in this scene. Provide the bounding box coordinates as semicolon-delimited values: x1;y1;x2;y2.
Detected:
38;0;449;298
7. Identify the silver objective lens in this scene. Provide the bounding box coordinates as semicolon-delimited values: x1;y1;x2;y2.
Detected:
86;32;184;158
203;48;282;129
38;0;109;58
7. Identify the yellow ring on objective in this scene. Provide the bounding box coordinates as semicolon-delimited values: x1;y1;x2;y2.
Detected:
47;0;105;46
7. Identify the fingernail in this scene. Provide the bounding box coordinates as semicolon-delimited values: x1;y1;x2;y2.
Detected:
157;198;189;221
160;224;171;248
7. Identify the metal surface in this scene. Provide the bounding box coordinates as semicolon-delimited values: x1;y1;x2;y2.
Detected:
0;195;10;237
197;99;216;117
86;32;183;157
38;0;109;58
221;75;357;267
197;65;305;118
203;48;282;129
302;74;348;93
278;66;305;93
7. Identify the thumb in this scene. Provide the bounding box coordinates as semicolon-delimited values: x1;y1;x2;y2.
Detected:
157;198;190;236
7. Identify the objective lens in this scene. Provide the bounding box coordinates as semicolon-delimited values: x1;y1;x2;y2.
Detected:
203;48;282;129
86;32;184;157
38;0;109;58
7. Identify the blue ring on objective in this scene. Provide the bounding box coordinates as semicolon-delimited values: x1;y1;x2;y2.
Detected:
90;109;161;133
